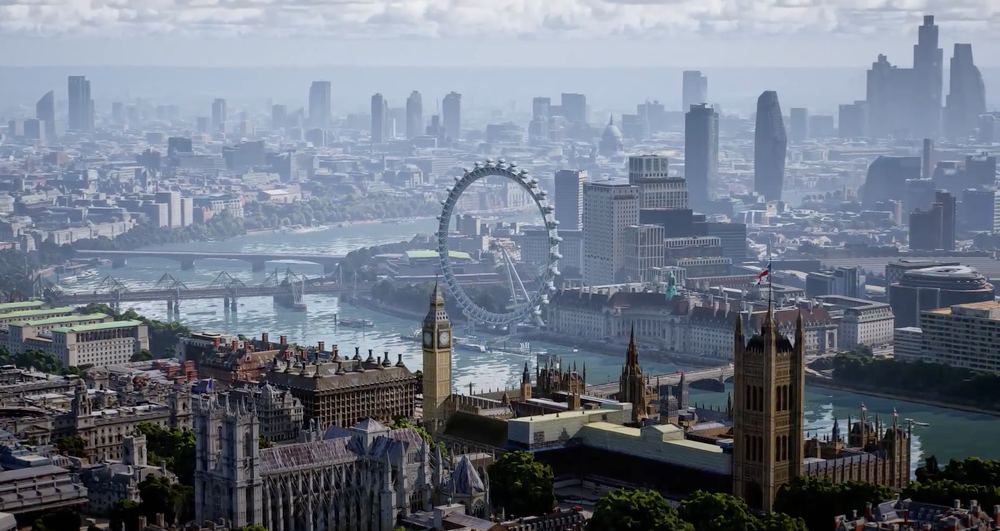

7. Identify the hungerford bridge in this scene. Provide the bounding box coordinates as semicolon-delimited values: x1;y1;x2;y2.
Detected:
45;269;364;316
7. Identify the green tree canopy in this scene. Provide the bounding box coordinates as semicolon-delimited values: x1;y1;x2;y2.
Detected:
774;476;893;531
136;422;196;485
487;451;555;518
55;434;86;457
32;509;81;531
678;490;760;531
109;499;141;531
588;489;693;531
138;475;194;524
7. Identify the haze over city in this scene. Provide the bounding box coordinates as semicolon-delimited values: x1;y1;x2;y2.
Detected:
2;2;1000;531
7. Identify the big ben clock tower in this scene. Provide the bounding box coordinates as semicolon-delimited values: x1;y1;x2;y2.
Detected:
422;282;452;433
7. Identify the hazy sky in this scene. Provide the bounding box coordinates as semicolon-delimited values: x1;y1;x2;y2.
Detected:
2;0;1000;67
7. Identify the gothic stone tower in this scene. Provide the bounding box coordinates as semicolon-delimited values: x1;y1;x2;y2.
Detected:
193;396;263;528
732;310;806;511
619;326;652;424
422;283;452;433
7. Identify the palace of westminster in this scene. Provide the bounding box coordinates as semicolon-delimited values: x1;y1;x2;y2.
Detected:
184;283;912;529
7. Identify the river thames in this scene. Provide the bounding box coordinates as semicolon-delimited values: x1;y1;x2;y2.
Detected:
61;219;1000;468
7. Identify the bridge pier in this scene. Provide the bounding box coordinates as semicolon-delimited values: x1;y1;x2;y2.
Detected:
112;257;127;268
180;259;195;271
167;299;181;319
251;260;267;272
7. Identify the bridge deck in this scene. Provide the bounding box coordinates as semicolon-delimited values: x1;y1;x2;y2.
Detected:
51;283;363;304
586;366;733;397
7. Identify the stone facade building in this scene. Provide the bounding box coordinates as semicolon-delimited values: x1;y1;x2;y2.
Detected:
192;394;465;531
263;347;416;429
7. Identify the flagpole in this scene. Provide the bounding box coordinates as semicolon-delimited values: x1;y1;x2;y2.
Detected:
767;234;773;312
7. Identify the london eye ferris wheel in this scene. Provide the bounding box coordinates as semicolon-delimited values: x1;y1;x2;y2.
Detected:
436;160;561;327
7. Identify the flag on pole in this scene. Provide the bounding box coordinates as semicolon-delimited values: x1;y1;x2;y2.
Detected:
755;263;771;285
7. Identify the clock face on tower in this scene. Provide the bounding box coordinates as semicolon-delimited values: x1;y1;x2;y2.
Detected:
423;331;433;348
438;330;451;347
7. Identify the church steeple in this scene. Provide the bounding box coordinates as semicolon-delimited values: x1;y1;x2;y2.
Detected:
619;325;651;424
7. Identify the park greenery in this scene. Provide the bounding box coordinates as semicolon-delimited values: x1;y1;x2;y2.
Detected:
487;451;556;518
109;476;195;529
904;456;1000;509
832;349;1000;410
773;476;894;531
242;192;440;231
587;488;693;531
0;346;69;374
135;422;196;486
588;489;808;531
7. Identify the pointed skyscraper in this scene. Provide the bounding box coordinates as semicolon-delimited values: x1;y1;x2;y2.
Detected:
753;91;787;202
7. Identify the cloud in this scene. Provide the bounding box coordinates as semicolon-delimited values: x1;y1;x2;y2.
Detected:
0;0;999;41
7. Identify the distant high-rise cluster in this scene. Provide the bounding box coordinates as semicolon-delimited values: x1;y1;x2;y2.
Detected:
862;15;986;140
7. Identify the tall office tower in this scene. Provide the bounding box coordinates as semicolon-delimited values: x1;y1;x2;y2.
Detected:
838;101;868;138
922;139;934;180
529;97;552;144
582;182;639;285
936;190;956;251
732;312;806;511
370;93;386;144
978;115;996;144
944;44;986;139
866;54;906;138
681;70;709;112
685;103;719;212
67;76;94;132
111;102;126;126
442;91;461;142
754;91;787;202
271;104;287;131
35;90;56;140
405;91;423;139
421;283;452;433
789;107;809;143
532;97;551;121
624;224;665;283
560;93;587;124
211;98;227;134
554;169;587;231
308;81;332;128
912;15;943;139
908;191;955;251
628;155;687;210
22;119;42;141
